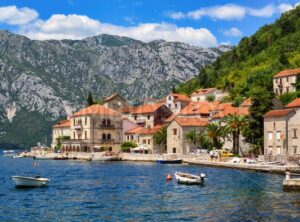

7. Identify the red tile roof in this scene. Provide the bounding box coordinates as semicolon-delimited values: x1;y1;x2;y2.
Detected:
139;125;163;135
178;101;220;115
191;88;216;96
130;103;164;114
125;126;144;134
264;109;294;118
72;104;120;117
274;68;300;78
164;114;176;123
53;120;70;128
168;93;191;102
240;98;252;107
173;117;209;127
285;98;300;108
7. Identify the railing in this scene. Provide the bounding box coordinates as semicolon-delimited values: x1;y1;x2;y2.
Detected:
99;139;115;144
73;125;82;130
99;124;115;129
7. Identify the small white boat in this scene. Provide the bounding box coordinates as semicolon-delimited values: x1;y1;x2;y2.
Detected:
12;155;23;159
11;176;50;187
175;172;206;185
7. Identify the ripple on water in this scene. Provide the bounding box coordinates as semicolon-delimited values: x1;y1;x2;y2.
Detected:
1;157;300;221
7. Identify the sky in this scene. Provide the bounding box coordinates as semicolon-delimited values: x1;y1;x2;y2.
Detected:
0;0;299;47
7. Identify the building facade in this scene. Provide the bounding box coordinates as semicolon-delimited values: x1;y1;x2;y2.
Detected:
61;104;123;153
165;93;191;115
273;68;300;95
167;117;208;154
191;88;228;102
103;93;127;112
51;120;71;148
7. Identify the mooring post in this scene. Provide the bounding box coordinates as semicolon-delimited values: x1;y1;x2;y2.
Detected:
285;170;291;180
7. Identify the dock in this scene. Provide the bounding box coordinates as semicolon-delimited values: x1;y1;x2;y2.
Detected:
283;171;300;191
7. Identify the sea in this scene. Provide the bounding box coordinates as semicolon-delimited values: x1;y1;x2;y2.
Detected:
1;153;300;221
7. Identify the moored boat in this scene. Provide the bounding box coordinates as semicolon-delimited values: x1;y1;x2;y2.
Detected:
11;176;50;187
156;159;182;164
175;172;206;185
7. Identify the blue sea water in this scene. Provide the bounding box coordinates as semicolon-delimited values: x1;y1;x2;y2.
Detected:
1;155;300;222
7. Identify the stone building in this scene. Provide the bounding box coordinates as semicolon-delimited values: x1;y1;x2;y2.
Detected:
103;93;127;112
191;88;228;102
165;93;191;115
51;120;71;148
264;98;300;161
61;104;123;153
167;117;208;154
273;68;300;95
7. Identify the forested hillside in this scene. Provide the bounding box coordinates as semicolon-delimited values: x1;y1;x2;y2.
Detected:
177;6;300;153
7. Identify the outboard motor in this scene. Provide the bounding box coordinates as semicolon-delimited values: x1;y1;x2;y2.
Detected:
200;173;206;182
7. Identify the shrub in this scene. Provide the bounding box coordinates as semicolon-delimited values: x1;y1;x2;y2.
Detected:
121;141;137;152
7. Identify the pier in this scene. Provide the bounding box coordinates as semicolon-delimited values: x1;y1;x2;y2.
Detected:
283;171;300;191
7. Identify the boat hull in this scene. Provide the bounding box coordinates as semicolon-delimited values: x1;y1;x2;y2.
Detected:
156;159;182;164
175;172;205;185
11;176;49;187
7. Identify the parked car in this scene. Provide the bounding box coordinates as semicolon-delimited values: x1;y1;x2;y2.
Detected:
215;150;234;157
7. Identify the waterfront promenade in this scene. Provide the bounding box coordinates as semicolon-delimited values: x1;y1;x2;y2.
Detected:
20;150;300;175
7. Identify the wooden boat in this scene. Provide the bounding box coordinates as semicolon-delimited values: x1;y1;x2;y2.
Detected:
156;159;182;164
11;176;50;187
175;172;206;185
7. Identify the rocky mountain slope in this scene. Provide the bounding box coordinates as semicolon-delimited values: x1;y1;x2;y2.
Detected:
0;30;230;148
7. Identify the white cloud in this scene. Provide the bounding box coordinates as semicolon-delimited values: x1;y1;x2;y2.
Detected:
223;27;243;37
247;4;276;17
168;12;185;20
19;14;217;47
170;2;299;21
187;4;246;20
0;5;38;25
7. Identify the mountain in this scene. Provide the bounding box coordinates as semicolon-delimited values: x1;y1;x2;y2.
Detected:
176;6;300;153
0;31;230;148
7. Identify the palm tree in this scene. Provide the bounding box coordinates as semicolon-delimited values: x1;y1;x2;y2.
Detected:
153;126;167;153
200;123;227;150
223;114;247;155
185;130;198;145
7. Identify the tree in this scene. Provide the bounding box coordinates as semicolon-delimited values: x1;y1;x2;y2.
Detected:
172;85;177;93
55;135;70;152
199;123;227;150
121;141;137;152
206;95;215;102
87;91;95;106
223;114;247;155
153;126;167;152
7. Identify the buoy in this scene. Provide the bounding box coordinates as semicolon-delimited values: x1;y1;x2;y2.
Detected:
166;174;172;181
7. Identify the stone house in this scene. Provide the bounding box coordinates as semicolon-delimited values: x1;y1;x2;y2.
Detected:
165;93;191;115
51;119;71;148
273;68;300;95
264;98;300;161
191;88;228;102
167;117;208;154
103;93;127;112
61;104;123;153
122;103;172;128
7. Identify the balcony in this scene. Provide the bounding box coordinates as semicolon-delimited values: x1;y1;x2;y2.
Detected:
99;139;115;144
74;125;82;130
99;124;115;129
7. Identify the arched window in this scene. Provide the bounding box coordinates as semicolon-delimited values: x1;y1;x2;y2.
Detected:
107;119;111;125
102;119;106;125
102;133;106;140
107;133;111;140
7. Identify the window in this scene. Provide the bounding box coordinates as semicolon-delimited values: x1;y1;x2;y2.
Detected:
175;103;178;108
277;146;281;155
107;134;111;140
143;139;146;144
107;119;111;125
294;146;298;154
286;77;289;82
73;132;76;139
130;135;133;140
102;134;106;140
173;147;176;153
127;135;129;140
102;119;106;125
168;104;171;108
276;78;278;83
273;122;276;129
147;115;150;120
276;131;281;141
134;116;137;120
148;139;151;144
85;117;87;125
286;87;289;93
84;131;87;139
168;96;172;100
73;119;75;125
173;128;177;135
293;129;297;138
158;115;162;120
268;132;273;140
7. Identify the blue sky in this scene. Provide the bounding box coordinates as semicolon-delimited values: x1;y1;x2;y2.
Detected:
0;0;299;47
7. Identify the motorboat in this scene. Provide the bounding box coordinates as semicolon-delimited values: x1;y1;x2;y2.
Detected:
92;156;120;161
11;176;50;187
156;159;182;164
175;172;206;185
